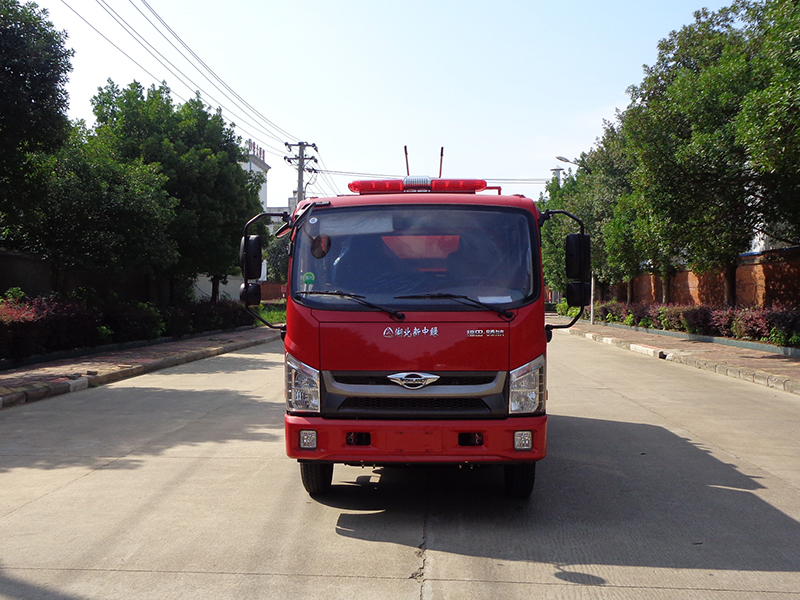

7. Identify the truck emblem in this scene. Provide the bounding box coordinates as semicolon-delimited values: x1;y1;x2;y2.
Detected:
387;372;440;389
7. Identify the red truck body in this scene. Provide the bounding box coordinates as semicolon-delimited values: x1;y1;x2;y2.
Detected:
240;176;589;498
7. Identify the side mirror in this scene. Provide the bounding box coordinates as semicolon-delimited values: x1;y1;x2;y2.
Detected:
240;235;263;280
239;282;262;307
565;233;591;307
565;233;590;281
566;282;592;307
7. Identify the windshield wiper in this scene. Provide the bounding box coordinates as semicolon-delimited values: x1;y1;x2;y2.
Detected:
394;293;514;319
295;290;405;321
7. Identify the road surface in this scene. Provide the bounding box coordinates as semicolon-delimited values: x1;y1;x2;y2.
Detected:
1;333;799;599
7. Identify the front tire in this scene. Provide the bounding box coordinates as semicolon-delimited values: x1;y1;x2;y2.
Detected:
300;462;334;495
504;462;536;499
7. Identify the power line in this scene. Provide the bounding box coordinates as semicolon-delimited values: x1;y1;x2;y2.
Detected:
62;0;299;160
93;0;289;157
138;0;298;143
60;0;189;105
127;0;291;148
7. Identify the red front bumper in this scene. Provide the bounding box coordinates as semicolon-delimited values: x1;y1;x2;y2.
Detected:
285;415;547;463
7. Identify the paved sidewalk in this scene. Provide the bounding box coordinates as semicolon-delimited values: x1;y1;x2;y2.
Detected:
0;327;283;410
553;316;800;397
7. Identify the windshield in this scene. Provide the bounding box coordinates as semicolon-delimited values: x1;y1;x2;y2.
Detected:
291;205;537;311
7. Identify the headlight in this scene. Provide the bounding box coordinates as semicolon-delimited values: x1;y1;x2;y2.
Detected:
285;353;320;413
509;355;546;415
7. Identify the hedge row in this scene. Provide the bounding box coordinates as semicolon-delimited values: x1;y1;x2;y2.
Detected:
0;297;256;362
557;300;800;348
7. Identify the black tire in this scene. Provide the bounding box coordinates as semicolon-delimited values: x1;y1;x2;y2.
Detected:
504;462;536;499
300;462;334;495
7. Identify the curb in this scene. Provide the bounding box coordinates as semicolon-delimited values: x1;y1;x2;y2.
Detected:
0;331;282;410
561;327;800;398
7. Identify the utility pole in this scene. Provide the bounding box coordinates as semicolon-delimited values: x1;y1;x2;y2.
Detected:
285;142;318;210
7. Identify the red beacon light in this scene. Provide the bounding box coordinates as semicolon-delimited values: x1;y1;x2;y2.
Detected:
348;177;487;194
430;178;487;192
348;179;404;194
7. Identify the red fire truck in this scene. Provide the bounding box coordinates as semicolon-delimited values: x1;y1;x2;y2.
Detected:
240;176;589;498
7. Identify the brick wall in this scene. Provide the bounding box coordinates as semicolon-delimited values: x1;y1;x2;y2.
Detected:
259;282;285;301
615;247;800;307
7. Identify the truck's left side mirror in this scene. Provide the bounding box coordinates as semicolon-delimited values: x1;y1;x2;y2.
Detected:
565;233;591;307
565;233;590;281
240;235;263;280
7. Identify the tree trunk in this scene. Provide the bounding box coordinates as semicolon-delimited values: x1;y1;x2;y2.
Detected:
661;274;670;304
626;279;634;304
723;262;737;307
50;262;67;296
211;276;220;304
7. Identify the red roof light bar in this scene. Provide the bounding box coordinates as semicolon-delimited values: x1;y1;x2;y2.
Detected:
430;178;487;192
348;179;404;194
348;177;487;194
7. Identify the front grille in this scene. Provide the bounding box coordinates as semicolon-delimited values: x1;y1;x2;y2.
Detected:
332;373;497;386
322;370;507;419
338;396;490;413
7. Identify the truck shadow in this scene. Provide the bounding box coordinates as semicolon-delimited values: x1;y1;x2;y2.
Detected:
0;563;87;600
321;414;800;573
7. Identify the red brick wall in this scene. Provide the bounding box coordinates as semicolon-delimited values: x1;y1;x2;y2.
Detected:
259;282;285;301
613;247;800;307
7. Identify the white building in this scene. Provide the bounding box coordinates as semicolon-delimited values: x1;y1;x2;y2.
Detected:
242;139;270;209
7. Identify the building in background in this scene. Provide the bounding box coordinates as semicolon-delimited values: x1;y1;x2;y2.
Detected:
242;139;270;209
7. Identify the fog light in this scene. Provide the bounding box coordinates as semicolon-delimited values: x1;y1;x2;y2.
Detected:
299;429;317;449
514;430;533;451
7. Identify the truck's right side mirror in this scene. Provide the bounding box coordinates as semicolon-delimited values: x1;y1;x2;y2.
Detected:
565;233;591;307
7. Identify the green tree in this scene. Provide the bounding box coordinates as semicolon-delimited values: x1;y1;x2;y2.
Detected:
623;4;761;304
91;81;265;303
265;234;290;283
735;0;800;245
24;124;177;293
540;121;632;300
0;0;73;227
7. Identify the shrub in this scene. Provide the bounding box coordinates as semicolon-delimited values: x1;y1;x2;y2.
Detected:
659;306;685;331
162;306;193;338
0;297;104;360
103;302;165;343
731;307;770;340
598;301;626;323
0;295;261;362
3;287;26;303
681;306;713;335
589;301;800;348
710;307;736;337
638;316;654;329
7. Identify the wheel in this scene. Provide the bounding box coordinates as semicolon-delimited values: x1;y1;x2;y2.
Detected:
300;462;334;495
504;462;536;499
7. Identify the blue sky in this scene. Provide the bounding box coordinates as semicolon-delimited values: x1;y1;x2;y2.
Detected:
36;0;730;206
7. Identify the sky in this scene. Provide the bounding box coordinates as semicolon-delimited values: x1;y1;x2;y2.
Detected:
35;0;731;207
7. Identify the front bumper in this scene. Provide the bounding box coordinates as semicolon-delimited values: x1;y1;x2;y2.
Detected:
285;415;547;463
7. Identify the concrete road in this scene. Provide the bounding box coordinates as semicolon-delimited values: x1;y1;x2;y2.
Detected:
1;334;799;599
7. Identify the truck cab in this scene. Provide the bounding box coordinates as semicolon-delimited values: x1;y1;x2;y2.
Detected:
240;176;589;498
